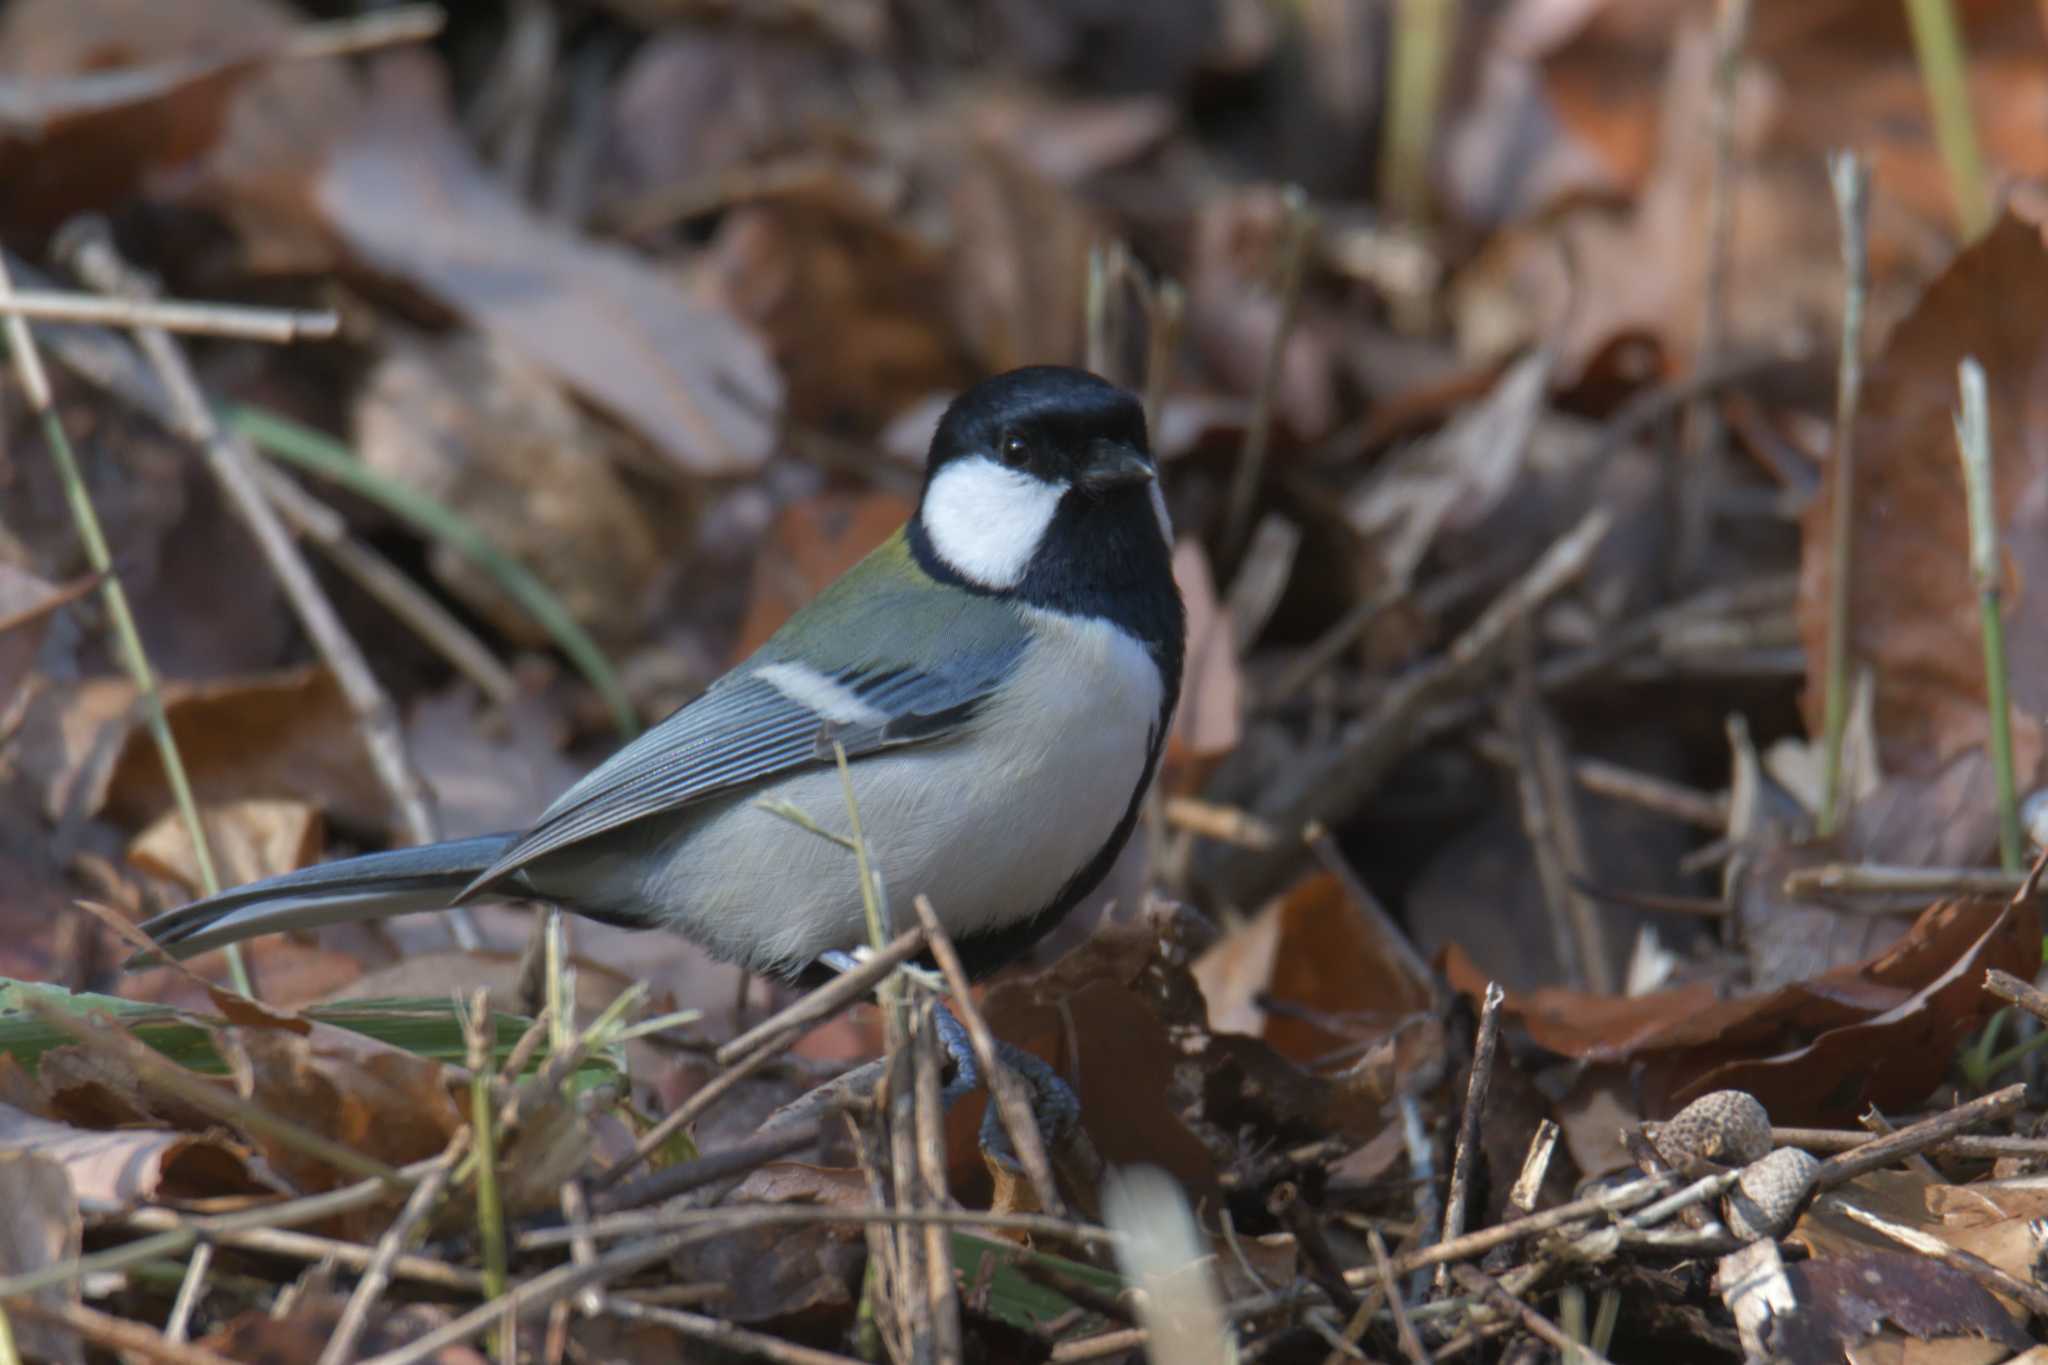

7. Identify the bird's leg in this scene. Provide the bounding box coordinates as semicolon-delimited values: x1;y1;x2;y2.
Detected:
818;950;1080;1163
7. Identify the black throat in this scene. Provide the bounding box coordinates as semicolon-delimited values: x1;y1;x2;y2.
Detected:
905;488;1186;979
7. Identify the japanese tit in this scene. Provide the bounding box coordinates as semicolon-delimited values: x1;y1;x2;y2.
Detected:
137;366;1185;981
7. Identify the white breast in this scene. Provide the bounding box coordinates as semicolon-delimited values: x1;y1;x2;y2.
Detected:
575;609;1165;973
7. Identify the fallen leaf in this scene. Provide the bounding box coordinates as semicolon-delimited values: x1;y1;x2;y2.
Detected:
1186;186;1337;439
353;333;669;647
1445;896;2039;1123
1798;213;2048;794
0;1150;81;1365
0;1101;275;1207
1771;1252;2028;1362
946;141;1100;373
14;665;389;836
693;179;976;433
0;565;93;716
127;798;323;898
322;53;784;476
406;687;581;841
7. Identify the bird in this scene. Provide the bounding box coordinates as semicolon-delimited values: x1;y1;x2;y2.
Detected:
135;366;1185;1006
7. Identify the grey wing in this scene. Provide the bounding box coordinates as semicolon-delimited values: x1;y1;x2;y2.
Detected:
459;647;1025;894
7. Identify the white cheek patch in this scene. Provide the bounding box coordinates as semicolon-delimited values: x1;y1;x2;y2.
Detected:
920;455;1065;589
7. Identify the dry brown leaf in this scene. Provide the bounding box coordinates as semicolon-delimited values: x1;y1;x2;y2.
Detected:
127;798;322;898
946;141;1100;373
0;1101;276;1207
1186;186;1337;439
0;0;282;240
14;665;388;836
353;333;668;646
1445;896;2038;1123
1773;1253;2028;1362
694;180;976;432
0;1150;82;1365
324;53;783;476
1191;870;1434;1064
1798;212;2048;791
0;566;93;716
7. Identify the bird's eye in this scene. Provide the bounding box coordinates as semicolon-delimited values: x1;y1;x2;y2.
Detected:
1000;434;1031;468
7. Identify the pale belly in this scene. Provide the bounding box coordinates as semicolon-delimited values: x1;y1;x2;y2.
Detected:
531;613;1165;975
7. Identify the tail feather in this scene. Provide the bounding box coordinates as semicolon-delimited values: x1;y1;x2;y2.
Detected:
133;834;520;964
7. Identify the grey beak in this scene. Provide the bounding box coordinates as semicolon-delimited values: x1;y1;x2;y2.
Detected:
1078;441;1155;493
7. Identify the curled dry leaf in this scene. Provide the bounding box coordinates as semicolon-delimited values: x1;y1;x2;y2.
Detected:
0;1101;277;1207
1445;895;2039;1124
1770;1252;2028;1361
982;899;1399;1199
1798;213;2048;792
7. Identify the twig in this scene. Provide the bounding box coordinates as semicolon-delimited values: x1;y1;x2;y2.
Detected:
1985;968;2048;1024
319;1128;473;1365
256;464;517;706
1437;982;1506;1293
0;291;336;342
162;1242;212;1344
1452;1266;1619;1365
1812;1083;2026;1189
229;403;637;737
1222;186;1314;566
1783;863;2022;901
1772;1125;2048;1162
358;1232;696;1365
1339;1173;1679;1291
1953;357;2023;870
1269;1184;1359;1318
0;1300;240;1365
910;895;1065;1218
1164;797;1279;849
1903;0;1993;237
912;1000;962;1364
598;925;930;1193
713;927;928;1067
0;250;251;995
601;1296;867;1365
1859;1105;1943;1184
60;224;480;950
1818;151;1871;835
461;994;510;1331
1674;0;1752;581
1219;507;1612;905
520;1205;1121;1254
1504;647;1611;993
1824;1197;2048;1318
285;3;446;60
1370;1229;1428;1365
1472;734;1728;829
595;1126;820;1215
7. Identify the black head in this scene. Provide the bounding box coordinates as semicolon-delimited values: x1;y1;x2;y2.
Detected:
924;366;1153;491
907;366;1182;673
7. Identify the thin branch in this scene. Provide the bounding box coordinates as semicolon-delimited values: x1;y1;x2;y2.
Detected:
1818;150;1870;834
0;291;336;342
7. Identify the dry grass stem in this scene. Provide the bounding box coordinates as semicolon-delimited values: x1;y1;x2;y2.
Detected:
319;1128;475;1365
0;1299;239;1365
1369;1229;1428;1365
1452;1265;1619;1365
601;1296;867;1365
1222;186;1314;564
1473;734;1729;829
0;290;336;341
61;224;475;948
1818;150;1871;834
713;926;928;1067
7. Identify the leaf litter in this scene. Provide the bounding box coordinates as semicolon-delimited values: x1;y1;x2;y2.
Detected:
7;0;2048;1361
